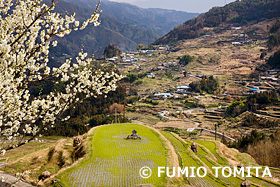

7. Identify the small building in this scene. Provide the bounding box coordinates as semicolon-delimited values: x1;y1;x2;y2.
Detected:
232;42;241;45
187;128;195;132
176;86;190;93
249;87;260;93
140;59;147;62
158;46;170;50
154;92;173;99
146;73;155;78
140;50;154;54
106;58;116;63
160;110;169;116
231;27;241;30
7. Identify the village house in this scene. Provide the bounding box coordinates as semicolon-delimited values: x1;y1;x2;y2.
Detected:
106;56;118;63
153;92;173;99
176;85;190;94
248;87;267;94
140;50;154;54
121;58;132;63
232;42;241;45
158;46;170;50
232;34;248;38
146;73;155;78
159;62;179;68
140;59;147;62
231;27;242;30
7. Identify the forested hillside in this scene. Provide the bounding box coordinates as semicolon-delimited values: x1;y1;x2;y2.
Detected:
154;0;280;44
64;0;198;36
49;0;197;67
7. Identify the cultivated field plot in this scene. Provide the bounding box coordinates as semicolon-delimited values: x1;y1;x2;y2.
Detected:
160;131;225;187
160;131;280;187
58;124;168;186
193;139;280;187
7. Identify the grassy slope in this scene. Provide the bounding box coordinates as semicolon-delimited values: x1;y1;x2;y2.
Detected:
161;131;280;187
195;140;280;187
57;123;169;186
161;131;226;187
0;137;71;184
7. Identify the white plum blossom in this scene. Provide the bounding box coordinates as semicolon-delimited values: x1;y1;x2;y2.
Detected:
0;0;122;153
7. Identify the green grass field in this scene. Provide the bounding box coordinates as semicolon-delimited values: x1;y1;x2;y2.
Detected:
160;131;226;187
55;125;280;187
58;124;168;187
193;139;280;187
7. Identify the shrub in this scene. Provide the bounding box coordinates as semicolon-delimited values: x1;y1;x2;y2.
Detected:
126;73;138;83
246;91;279;111
103;43;122;58
129;89;138;96
189;75;219;94
242;113;279;128
165;72;173;79
58;151;65;168
267;33;280;50
225;101;247;117
128;96;140;104
134;80;143;86
267;50;280;68
143;99;159;105
89;114;129;126
179;54;194;66
170;113;177;117
47;148;56;162
184;100;198;108
228;130;266;150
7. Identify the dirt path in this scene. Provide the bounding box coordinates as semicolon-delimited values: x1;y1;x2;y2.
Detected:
154;128;180;169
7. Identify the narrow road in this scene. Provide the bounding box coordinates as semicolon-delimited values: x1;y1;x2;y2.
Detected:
183;119;200;128
158;107;236;141
195;128;235;141
264;81;276;90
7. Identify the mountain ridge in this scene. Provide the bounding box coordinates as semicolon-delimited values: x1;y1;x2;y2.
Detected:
154;0;280;45
63;0;198;36
49;0;198;64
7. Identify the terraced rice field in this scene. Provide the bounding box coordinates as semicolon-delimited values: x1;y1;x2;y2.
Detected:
161;132;280;187
160;131;226;187
195;140;280;187
57;124;280;187
58;124;168;186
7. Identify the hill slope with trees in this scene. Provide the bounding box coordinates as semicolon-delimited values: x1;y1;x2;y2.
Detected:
49;0;198;66
154;0;280;45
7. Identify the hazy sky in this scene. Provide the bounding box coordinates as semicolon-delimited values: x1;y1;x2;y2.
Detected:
109;0;236;13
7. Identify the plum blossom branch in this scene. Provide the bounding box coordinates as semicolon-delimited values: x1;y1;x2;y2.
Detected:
0;0;122;153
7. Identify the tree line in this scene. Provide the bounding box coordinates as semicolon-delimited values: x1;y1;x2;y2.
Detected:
225;91;279;117
189;75;219;94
